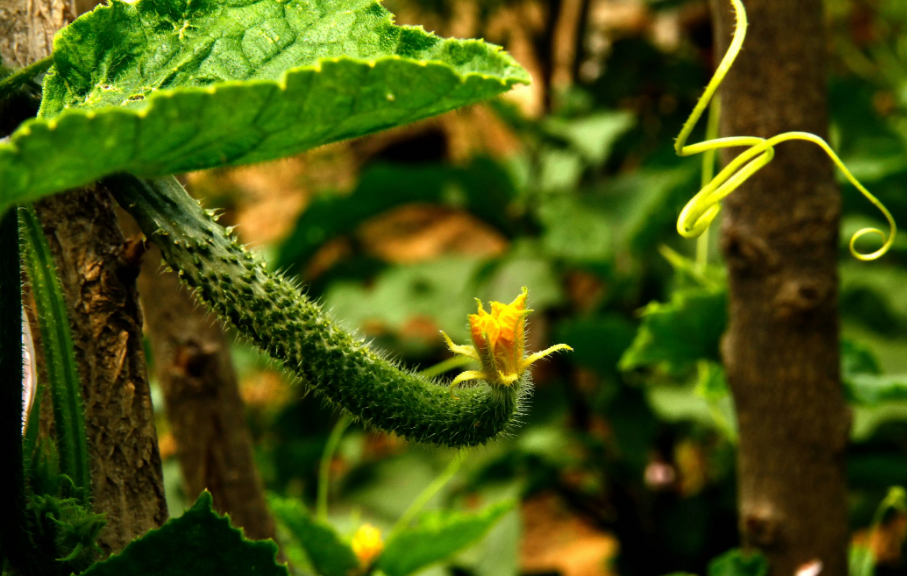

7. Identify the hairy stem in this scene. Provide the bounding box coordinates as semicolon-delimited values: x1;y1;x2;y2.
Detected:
19;205;90;502
0;207;39;574
107;174;526;448
0;55;52;101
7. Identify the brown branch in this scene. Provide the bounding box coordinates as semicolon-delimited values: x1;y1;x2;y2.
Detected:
1;0;169;554
133;228;277;542
709;0;850;575
34;186;168;555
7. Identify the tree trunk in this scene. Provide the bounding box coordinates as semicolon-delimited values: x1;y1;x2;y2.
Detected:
710;1;850;575
0;1;168;555
132;228;277;542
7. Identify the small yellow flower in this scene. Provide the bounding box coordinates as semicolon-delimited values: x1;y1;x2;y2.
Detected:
351;523;384;567
441;287;572;397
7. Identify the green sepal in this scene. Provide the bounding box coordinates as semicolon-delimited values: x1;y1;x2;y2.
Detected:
26;494;106;573
80;491;287;576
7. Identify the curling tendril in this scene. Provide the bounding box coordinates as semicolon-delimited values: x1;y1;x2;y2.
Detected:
675;0;896;261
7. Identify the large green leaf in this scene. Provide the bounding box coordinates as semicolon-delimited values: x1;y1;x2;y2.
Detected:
0;0;528;209
81;491;287;576
376;500;514;576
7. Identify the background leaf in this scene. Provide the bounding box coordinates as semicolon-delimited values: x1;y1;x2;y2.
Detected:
619;287;727;375
377;500;515;576
275;157;516;274
707;549;768;576
269;494;360;576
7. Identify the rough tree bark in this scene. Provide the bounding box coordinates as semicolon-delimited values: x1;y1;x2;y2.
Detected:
0;0;168;555
131;228;277;542
710;1;850;575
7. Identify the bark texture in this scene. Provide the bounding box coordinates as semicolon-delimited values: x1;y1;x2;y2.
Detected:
3;0;169;554
34;188;169;554
710;1;850;575
134;232;277;542
0;0;73;68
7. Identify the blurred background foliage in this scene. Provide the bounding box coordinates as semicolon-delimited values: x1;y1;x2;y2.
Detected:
149;0;907;574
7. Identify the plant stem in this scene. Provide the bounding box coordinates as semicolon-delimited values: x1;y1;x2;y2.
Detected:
0;207;37;574
19;205;91;502
0;56;52;102
390;450;465;538
317;414;351;521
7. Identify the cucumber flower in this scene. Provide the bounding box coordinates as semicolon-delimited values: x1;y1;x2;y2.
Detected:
351;523;384;567
441;287;572;397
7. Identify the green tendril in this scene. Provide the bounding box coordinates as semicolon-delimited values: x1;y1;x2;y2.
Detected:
675;0;897;261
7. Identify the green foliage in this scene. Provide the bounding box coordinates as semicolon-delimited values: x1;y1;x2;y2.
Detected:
619;286;727;375
707;549;768;576
27;494;105;573
325;257;484;344
276;157;517;274
109;174;524;447
841;339;907;405
7;0;907;574
377;500;514;576
542;111;634;166
0;0;528;210
269;495;359;576
555;315;636;378
81;492;286;576
846;373;907;405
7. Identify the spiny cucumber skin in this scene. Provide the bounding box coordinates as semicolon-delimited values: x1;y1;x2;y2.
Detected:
108;175;526;447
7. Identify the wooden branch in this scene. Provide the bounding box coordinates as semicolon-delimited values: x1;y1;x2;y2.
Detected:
135;233;277;542
1;0;169;551
709;0;850;574
34;186;168;555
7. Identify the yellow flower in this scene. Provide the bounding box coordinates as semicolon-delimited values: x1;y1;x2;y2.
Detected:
351;523;384;567
441;287;572;397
